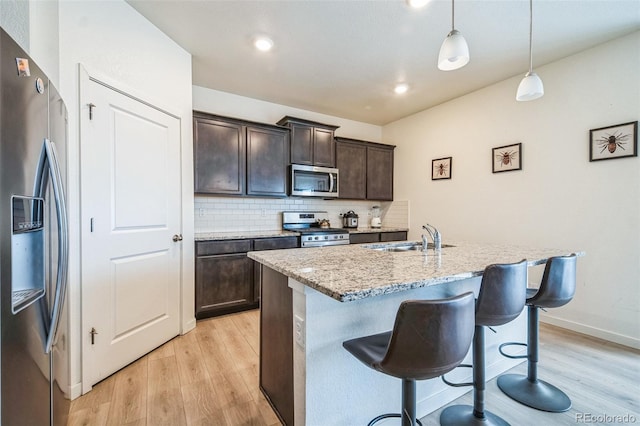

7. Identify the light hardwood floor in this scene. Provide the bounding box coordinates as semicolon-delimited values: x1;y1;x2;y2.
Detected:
69;310;640;426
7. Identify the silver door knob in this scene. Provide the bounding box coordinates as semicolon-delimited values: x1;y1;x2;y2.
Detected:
172;234;183;242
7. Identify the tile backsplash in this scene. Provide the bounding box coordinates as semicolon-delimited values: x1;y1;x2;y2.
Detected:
194;196;409;233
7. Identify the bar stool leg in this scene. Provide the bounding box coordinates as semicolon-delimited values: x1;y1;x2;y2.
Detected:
367;379;424;426
497;305;571;412
440;326;509;426
403;379;417;426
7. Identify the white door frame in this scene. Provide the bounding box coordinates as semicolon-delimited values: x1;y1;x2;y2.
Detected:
77;65;195;395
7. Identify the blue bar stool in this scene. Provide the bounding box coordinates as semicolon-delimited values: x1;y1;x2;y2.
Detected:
343;292;475;426
440;260;528;426
497;254;577;412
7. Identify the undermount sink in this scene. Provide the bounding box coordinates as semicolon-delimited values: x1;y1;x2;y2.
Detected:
366;242;455;252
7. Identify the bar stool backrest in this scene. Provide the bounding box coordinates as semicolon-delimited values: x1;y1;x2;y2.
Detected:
379;292;475;381
528;254;577;308
475;260;528;327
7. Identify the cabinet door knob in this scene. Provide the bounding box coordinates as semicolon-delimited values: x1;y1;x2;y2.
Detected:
173;234;183;242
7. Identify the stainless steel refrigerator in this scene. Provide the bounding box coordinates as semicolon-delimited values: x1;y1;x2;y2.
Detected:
1;28;70;425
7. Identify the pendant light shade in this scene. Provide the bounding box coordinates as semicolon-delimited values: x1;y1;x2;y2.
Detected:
516;0;543;101
438;30;470;71
516;71;544;101
438;0;469;71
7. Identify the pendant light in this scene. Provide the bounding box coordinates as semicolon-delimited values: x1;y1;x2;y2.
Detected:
438;0;469;71
516;0;544;101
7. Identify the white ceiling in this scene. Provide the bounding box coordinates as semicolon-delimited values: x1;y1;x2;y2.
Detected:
127;0;640;125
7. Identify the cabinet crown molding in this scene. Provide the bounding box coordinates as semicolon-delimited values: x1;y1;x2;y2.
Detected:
276;116;340;130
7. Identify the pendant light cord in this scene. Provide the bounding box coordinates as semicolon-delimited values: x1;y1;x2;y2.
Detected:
451;0;455;31
528;0;533;73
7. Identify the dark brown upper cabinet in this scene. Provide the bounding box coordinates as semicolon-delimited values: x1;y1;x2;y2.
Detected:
194;112;289;197
246;125;289;197
277;116;339;167
194;115;245;195
366;143;394;201
335;139;367;199
335;137;395;201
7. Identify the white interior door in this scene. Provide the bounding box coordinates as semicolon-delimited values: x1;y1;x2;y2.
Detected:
80;76;182;389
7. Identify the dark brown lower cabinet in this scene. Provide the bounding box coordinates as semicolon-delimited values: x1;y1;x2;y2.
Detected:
349;232;380;244
195;236;298;320
380;231;408;242
196;252;256;319
349;231;407;245
259;266;294;425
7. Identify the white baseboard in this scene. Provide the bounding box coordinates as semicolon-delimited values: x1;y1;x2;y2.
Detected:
181;317;196;334
69;381;83;400
540;314;640;350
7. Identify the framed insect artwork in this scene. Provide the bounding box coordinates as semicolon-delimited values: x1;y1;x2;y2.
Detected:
431;157;452;180
492;143;522;173
589;121;638;161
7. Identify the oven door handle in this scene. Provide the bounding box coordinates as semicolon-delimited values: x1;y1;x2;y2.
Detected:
329;173;335;193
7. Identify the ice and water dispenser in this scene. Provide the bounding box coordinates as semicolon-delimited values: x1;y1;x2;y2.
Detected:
11;195;46;313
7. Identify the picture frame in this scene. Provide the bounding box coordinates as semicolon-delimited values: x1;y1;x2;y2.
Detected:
492;143;522;173
431;157;452;180
589;121;638;161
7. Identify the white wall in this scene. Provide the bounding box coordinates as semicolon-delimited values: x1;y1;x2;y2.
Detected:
0;0;30;51
383;32;640;348
58;0;194;398
193;85;383;142
1;0;59;84
29;0;60;85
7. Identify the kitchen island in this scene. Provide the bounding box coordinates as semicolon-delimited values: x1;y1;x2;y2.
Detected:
248;241;582;425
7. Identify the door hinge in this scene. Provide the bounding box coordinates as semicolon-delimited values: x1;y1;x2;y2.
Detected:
90;327;98;345
88;103;96;120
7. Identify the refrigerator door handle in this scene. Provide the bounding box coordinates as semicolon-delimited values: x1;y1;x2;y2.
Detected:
34;138;69;354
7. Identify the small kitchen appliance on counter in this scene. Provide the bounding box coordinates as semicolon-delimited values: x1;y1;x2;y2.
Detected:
282;211;349;247
342;210;359;228
371;206;382;228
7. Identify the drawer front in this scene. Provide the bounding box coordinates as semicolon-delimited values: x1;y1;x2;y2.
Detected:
196;239;252;256
349;233;380;244
253;236;299;251
380;231;408;242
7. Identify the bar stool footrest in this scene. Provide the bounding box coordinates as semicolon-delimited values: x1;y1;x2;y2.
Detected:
368;413;423;426
441;364;473;387
498;341;527;359
440;404;510;426
497;374;571;412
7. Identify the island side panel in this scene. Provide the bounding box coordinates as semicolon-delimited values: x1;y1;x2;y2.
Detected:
259;265;294;425
291;276;527;426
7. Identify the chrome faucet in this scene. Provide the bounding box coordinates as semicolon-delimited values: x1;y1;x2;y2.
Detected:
422;224;441;251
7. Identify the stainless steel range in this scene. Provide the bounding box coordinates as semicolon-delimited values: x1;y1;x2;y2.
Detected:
282;211;350;247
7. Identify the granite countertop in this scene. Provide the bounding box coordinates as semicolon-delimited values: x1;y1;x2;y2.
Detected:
248;241;584;302
195;227;408;241
347;227;409;233
195;230;298;241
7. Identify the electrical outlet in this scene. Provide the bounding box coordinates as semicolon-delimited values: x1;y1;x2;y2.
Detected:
261;208;267;217
294;315;305;348
198;208;205;217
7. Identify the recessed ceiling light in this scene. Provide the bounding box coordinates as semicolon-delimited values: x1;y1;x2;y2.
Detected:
394;83;409;95
406;0;431;9
254;36;274;52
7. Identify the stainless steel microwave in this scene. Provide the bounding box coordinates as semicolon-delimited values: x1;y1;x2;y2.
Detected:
290;164;339;197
